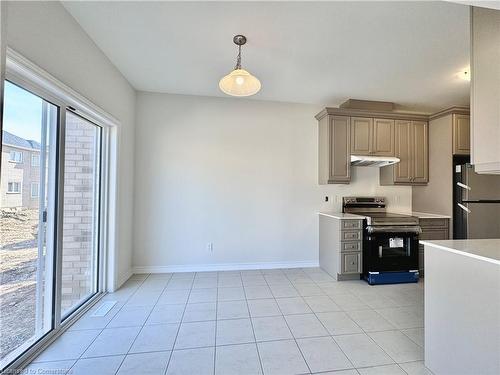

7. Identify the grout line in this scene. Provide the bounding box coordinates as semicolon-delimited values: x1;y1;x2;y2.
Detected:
243;280;265;375
212;271;219;375
265;270;313;374
162;273;195;375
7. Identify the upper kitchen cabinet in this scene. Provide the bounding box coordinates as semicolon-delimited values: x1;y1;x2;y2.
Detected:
373;118;395;156
351;117;372;155
392;120;413;183
412;121;429;183
470;7;500;174
350;117;395;156
380;120;428;185
316;101;429;185
317;114;351;184
453;113;470;155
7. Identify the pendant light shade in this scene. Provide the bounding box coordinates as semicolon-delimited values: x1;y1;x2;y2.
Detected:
219;35;261;97
219;69;261;97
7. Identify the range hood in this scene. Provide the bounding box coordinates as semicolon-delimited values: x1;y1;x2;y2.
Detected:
351;155;400;167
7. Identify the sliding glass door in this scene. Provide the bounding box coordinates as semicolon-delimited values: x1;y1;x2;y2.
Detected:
0;78;105;370
0;81;58;367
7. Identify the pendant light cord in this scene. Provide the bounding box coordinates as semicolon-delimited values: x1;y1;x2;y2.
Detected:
235;44;242;70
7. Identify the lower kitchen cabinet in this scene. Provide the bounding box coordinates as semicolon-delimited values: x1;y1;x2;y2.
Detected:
418;217;450;276
319;214;363;280
341;252;361;274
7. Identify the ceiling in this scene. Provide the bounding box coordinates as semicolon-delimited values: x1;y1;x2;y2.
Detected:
63;1;471;112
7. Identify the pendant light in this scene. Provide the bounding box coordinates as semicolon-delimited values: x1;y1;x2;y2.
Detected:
219;35;261;97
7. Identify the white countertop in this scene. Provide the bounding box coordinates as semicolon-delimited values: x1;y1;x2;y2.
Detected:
388;211;451;219
411;211;451;219
318;212;366;220
420;239;500;264
319;211;451;220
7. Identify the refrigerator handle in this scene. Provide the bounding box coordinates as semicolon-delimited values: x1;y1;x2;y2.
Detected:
456;182;471;191
457;203;471;214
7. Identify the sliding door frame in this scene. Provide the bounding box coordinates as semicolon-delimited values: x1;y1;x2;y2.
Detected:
2;48;119;372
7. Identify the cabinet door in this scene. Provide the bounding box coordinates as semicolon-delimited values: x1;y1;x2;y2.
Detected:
341;253;361;274
350;117;372;155
372;118;395;156
453;114;470;155
412;121;429;183
329;116;351;183
394;120;413;183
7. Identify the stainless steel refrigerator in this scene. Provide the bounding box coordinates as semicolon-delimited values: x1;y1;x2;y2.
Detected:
454;163;500;239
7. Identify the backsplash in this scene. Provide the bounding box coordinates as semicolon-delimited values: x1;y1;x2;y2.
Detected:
318;167;412;213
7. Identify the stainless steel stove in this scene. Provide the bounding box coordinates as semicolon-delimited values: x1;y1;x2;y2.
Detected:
342;197;421;285
343;196;419;227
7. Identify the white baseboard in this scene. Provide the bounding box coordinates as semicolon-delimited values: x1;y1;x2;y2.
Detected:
132;260;319;274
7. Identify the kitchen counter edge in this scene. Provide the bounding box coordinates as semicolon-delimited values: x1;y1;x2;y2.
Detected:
318;212;366;220
420;239;500;265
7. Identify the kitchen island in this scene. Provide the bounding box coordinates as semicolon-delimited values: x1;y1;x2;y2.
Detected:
421;239;500;375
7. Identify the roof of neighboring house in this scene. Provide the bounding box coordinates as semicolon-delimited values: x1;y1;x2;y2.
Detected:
3;131;40;150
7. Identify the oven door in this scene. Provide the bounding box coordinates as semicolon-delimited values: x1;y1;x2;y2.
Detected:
363;228;419;273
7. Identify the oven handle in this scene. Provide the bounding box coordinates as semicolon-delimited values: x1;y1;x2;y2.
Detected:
366;225;422;234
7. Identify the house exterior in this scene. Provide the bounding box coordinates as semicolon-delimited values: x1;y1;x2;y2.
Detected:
1;131;41;209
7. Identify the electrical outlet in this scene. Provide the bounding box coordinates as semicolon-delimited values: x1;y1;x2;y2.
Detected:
207;243;213;252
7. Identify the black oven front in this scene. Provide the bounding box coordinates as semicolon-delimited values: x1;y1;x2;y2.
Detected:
362;226;420;275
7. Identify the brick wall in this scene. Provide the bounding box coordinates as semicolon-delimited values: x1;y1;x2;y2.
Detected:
61;115;99;312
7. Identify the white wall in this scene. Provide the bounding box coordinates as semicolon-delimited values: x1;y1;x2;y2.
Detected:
134;92;412;272
5;1;136;289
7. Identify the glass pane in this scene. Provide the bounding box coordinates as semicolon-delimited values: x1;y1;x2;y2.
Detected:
61;112;101;317
0;81;58;367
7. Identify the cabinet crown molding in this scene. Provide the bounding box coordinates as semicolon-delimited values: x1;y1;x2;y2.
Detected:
429;106;470;120
316;105;470;123
315;107;430;122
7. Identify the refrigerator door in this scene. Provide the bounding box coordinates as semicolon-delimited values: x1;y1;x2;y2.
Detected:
465;202;500;239
462;164;500;201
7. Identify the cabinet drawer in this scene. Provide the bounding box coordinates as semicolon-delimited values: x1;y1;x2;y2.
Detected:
341;220;362;230
341;241;362;252
341;231;362;241
420;228;449;240
341;253;361;274
419;218;449;228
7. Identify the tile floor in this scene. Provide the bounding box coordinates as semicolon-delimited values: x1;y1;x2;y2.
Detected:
25;268;431;375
